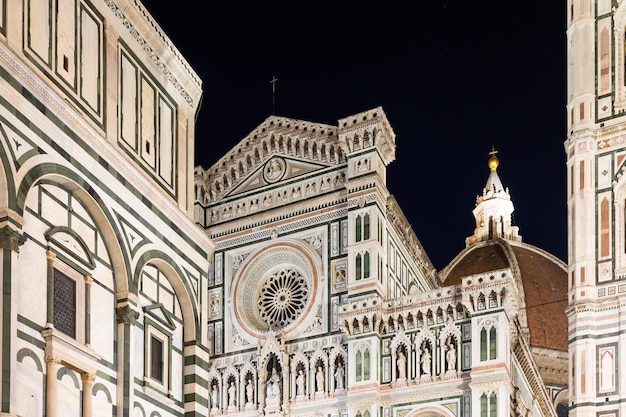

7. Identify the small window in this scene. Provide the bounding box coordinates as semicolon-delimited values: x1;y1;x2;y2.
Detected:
150;335;164;383
145;323;171;392
50;262;86;343
53;269;77;338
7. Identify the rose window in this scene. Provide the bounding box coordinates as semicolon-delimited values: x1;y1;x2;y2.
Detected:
258;269;309;330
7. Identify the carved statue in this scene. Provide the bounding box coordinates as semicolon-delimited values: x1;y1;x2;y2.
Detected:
316;367;325;392
421;347;431;375
210;384;219;409
228;382;237;407
266;367;280;400
397;350;407;379
296;370;305;396
246;378;254;404
334;363;344;390
447;343;457;371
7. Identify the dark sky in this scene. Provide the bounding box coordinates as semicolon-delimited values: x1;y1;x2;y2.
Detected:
141;1;567;270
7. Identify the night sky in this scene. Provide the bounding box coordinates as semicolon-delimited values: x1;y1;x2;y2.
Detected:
141;1;567;270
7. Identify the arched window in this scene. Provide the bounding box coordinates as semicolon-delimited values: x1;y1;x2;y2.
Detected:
356;254;362;280
480;392;496;417
490;392;497;417
480;328;487;361
364;252;370;278
489;326;497;359
480;325;497;361
364;213;370;240
356;351;362;381
356;215;362;242
363;349;370;380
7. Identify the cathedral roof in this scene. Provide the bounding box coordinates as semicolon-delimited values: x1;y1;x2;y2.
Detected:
442;149;568;353
439;238;568;352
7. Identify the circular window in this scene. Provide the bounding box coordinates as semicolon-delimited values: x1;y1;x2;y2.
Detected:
232;241;320;336
258;269;309;329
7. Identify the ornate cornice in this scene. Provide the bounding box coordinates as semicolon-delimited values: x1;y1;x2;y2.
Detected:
103;0;200;106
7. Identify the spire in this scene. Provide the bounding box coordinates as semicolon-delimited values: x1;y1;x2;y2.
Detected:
465;147;521;247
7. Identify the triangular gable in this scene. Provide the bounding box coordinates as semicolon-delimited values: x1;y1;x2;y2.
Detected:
197;115;345;206
225;156;331;198
144;303;176;330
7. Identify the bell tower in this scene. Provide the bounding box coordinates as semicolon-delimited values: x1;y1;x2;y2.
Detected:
567;0;626;415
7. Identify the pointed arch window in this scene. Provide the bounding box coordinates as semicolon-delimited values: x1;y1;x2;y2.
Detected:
356;351;362;381
363;349;370;380
355;254;362;280
363;214;370;240
480;325;497;361
363;252;370;278
480;393;497;417
355;216;362;242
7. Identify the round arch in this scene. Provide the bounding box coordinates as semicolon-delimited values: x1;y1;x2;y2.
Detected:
134;250;199;342
0;132;16;210
16;163;131;296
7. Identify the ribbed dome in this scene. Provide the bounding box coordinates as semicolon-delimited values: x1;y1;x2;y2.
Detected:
439;238;568;352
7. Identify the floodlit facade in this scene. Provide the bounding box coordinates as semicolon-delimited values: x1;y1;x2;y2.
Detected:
0;0;571;416
566;1;626;417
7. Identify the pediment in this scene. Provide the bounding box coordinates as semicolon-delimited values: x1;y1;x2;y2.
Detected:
224;156;331;198
143;303;176;330
195;115;346;206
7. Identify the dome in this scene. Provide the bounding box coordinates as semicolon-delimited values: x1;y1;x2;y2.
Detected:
439;238;568;352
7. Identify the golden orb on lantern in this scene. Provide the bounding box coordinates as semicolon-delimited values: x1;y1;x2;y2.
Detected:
488;146;499;171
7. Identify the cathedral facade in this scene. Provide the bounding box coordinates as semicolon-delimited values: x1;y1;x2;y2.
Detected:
0;0;574;417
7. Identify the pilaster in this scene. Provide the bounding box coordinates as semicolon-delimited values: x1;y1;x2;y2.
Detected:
0;223;25;412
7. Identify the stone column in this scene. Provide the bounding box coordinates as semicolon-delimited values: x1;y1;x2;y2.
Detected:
46;250;56;328
45;357;61;417
81;373;95;417
116;303;139;417
83;276;93;346
0;224;25;412
258;375;265;411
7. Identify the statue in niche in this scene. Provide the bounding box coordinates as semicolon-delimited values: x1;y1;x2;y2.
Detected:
266;367;281;400
296;370;305;396
228;382;237;407
447;342;457;371
316;367;325;392
421;346;431;375
245;378;254;404
397;350;407;379
334;363;345;390
210;384;219;409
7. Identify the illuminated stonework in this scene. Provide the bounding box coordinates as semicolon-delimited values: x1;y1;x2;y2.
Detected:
233;242;319;336
258;268;309;330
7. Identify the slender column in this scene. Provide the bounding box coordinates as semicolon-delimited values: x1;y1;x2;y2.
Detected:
0;225;25;412
46;251;55;327
258;375;265;411
45;357;61;417
83;276;92;346
116;303;139;417
81;373;95;417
